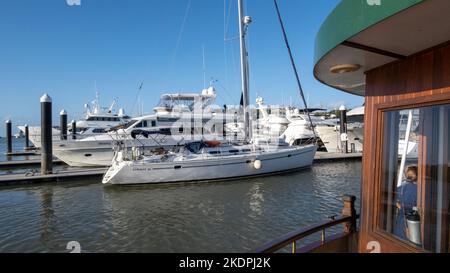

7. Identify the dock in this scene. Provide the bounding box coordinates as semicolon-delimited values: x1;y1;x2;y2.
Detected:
0;159;65;170
0;167;106;186
314;152;362;162
5;151;39;156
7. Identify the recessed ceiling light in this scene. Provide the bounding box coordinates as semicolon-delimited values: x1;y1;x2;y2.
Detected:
330;64;361;74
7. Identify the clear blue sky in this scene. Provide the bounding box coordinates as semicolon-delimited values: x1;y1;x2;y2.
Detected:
0;0;363;136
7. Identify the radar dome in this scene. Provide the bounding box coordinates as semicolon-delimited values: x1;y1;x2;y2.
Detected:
207;86;216;96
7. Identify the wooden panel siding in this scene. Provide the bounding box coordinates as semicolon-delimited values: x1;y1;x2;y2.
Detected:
359;41;450;253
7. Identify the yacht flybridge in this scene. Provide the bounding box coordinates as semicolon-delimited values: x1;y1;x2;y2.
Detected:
153;87;217;114
102;0;317;185
75;93;130;134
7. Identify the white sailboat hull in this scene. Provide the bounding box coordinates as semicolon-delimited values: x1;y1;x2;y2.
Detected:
103;145;317;185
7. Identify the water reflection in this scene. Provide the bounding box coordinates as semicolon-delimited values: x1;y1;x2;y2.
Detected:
39;187;54;246
0;161;361;253
248;183;264;216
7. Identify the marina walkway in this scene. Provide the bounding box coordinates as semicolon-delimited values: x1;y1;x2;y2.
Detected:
0;167;106;186
314;152;362;162
0;159;64;169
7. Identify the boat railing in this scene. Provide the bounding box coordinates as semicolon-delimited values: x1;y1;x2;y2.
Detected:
254;195;357;253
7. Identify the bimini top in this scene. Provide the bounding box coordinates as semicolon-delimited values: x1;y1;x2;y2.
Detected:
314;0;450;96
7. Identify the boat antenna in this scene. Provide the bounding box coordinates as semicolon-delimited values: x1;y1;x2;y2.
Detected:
273;0;317;139
132;82;144;116
108;97;118;114
202;45;207;89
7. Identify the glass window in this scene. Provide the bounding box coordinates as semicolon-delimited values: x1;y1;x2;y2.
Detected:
135;121;148;128
123;120;138;129
379;104;450;252
92;128;106;134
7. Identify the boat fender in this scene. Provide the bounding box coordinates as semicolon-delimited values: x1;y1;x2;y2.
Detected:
254;160;262;170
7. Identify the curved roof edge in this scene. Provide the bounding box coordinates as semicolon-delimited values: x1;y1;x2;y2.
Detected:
314;0;423;65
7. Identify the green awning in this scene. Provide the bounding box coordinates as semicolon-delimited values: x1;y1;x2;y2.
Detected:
313;0;450;96
315;0;423;65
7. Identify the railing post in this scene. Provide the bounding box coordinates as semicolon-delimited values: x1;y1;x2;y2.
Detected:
342;195;357;233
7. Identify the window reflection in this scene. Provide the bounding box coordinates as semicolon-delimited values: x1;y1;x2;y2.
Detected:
380;105;450;252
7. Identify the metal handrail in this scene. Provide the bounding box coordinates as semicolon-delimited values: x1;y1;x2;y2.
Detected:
254;215;356;253
254;195;358;253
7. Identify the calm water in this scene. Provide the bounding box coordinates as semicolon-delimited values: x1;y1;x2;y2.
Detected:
0;137;37;162
0;138;361;253
0;138;53;175
0;165;361;253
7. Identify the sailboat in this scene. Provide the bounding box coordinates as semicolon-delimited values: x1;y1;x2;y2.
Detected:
102;0;317;185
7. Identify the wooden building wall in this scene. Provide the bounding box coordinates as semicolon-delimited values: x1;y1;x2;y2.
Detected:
359;41;450;253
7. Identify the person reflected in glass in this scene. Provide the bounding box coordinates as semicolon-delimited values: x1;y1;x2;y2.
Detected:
394;165;418;240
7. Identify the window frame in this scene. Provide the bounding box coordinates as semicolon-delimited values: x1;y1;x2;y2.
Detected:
369;94;450;252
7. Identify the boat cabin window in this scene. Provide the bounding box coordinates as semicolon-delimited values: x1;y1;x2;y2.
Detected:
92;128;106;134
185;142;205;153
379;104;450;252
347;115;364;124
157;97;196;111
135;121;148;128
123;120;139;129
86;117;120;122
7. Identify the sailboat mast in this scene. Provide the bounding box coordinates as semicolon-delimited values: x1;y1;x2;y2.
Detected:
238;0;251;142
